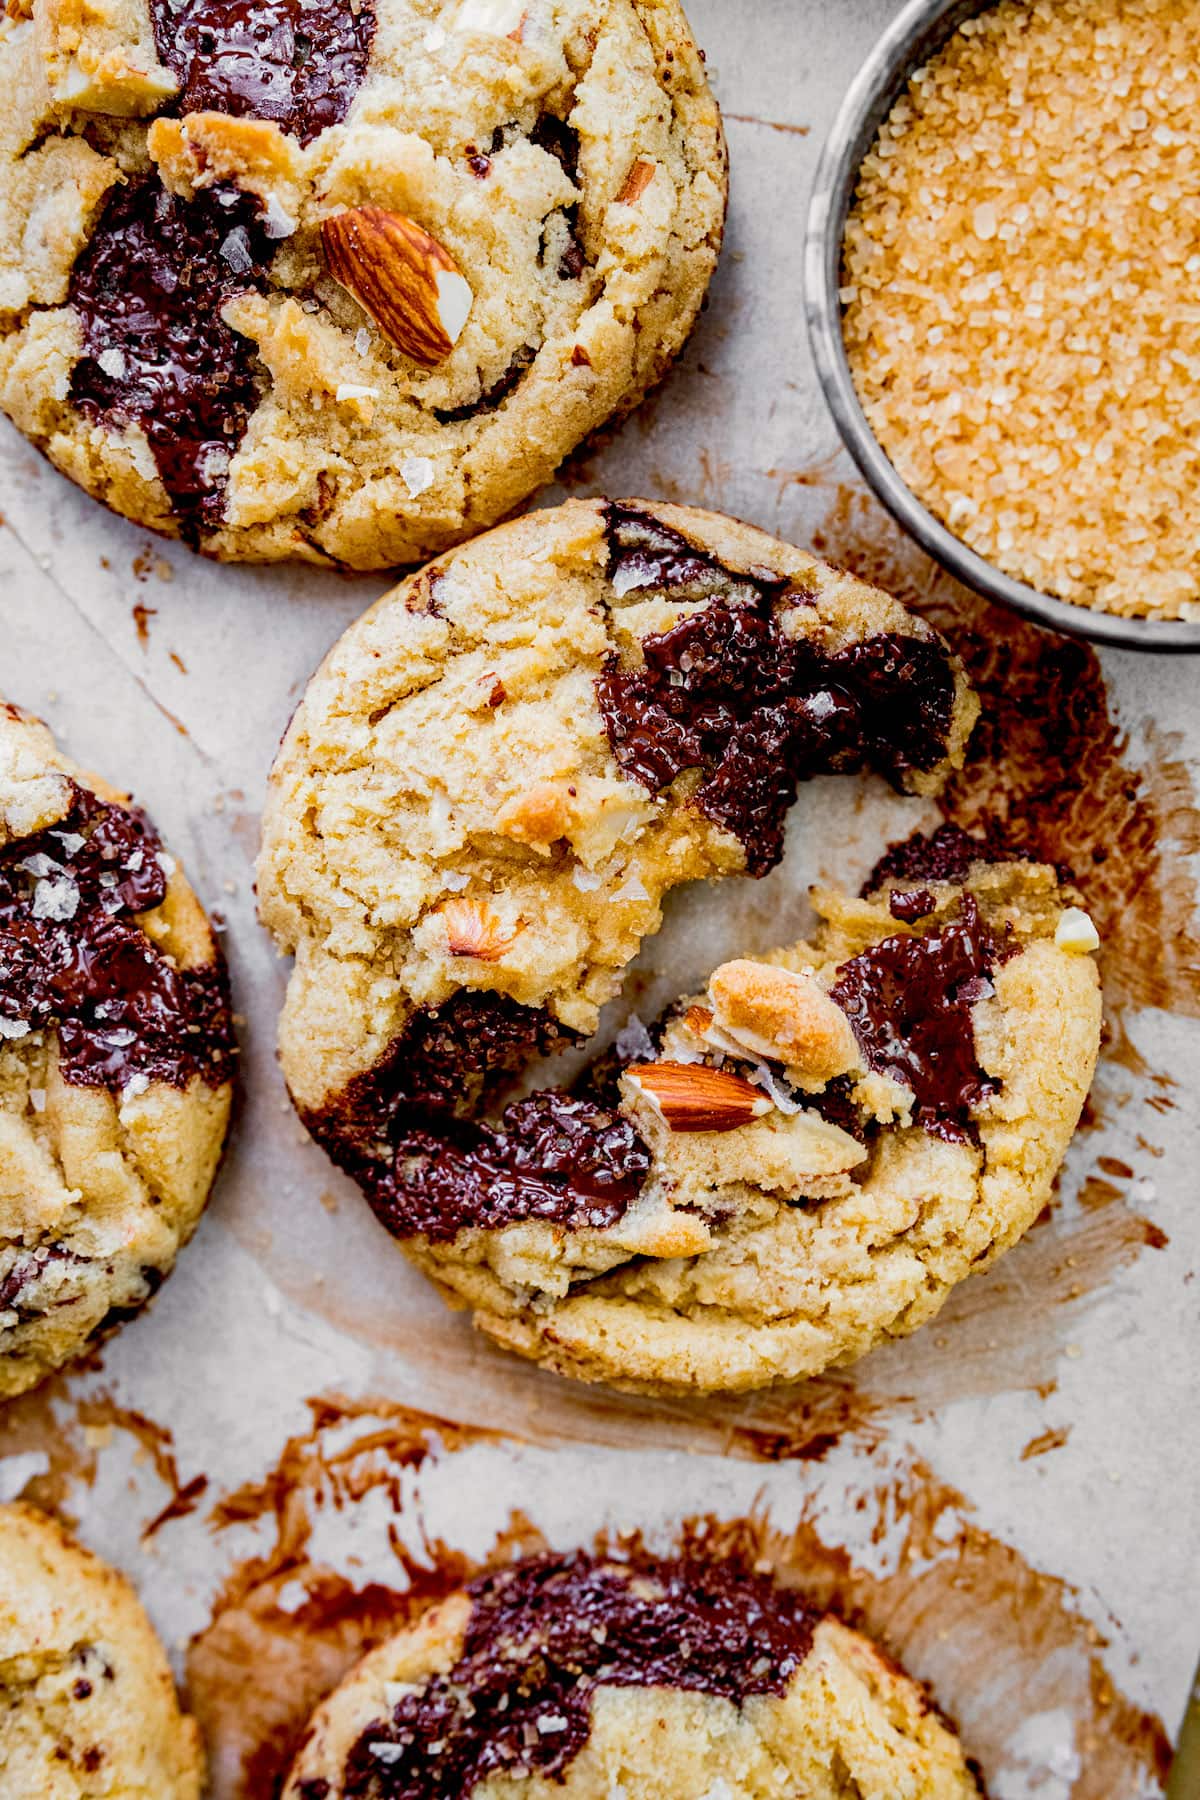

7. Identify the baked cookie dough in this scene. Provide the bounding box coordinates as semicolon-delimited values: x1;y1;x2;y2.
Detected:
0;704;234;1400
258;498;1001;1393
283;1549;981;1798
0;1502;204;1799
0;0;726;567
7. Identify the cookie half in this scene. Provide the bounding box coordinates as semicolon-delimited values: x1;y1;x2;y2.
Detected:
0;704;235;1399
258;498;986;1392
0;1502;204;1798
283;1549;981;1798
0;0;726;567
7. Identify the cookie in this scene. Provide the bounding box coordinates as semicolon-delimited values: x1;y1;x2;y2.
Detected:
0;1501;204;1798
0;704;235;1399
257;498;996;1394
0;0;726;568
282;1549;981;1798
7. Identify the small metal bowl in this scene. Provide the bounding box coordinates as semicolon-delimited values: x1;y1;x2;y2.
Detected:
804;0;1200;653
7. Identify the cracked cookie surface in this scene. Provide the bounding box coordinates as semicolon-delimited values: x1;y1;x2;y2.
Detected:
0;1502;204;1799
0;0;726;567
257;498;1014;1395
0;704;234;1400
283;1548;981;1798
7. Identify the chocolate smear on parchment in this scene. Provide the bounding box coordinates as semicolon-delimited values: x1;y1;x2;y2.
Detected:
177;1405;1167;1798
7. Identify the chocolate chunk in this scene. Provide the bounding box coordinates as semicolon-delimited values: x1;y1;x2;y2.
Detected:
866;822;1024;893
69;180;273;543
597;510;956;876
432;345;537;425
301;994;651;1241
0;783;235;1094
889;887;936;922
341;1552;817;1799
372;1093;651;1241
151;0;376;145
830;896;1013;1145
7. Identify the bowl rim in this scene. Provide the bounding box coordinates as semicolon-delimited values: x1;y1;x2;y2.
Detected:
803;0;1200;654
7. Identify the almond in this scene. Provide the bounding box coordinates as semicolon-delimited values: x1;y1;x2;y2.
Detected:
683;1005;713;1037
441;897;518;962
321;207;472;367
626;1061;772;1133
616;158;656;205
708;960;861;1084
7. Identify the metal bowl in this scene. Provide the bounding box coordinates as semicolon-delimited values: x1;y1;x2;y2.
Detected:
804;0;1200;653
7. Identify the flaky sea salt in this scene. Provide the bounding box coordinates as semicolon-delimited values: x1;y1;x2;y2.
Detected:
399;455;435;497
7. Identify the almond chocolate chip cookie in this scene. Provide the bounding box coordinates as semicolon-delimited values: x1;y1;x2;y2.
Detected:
256;498;1042;1395
0;1502;204;1798
283;1549;981;1798
0;704;235;1400
0;0;726;567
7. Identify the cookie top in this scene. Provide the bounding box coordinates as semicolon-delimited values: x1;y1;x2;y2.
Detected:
0;1502;205;1799
283;1549;981;1798
0;0;726;568
257;499;994;1392
0;704;235;1399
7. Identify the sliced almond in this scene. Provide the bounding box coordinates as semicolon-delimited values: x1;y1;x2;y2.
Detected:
708;960;861;1084
441;897;517;962
616;158;656;205
321;207;473;367
683;1005;713;1038
626;1061;772;1133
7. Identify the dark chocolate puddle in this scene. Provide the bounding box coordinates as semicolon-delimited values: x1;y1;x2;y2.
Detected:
325;1551;816;1800
596;505;958;876
151;0;376;146
0;781;234;1093
69;180;274;545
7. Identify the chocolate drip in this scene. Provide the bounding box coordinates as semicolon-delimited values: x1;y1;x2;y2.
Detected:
151;0;376;145
0;783;234;1093
830;896;1012;1145
69;180;273;543
341;1552;817;1798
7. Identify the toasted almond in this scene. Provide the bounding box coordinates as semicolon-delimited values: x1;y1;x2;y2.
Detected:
616;158;656;205
708;960;861;1083
5;0;32;20
683;1005;714;1037
321;207;472;367
441;897;517;962
495;781;575;848
626;1061;772;1133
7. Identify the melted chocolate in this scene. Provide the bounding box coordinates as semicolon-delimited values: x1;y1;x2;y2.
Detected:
302;993;650;1241
830;896;1012;1145
341;1552;817;1798
151;0;375;145
597;511;957;876
69;180;273;543
867;822;1026;892
0;783;234;1094
372;1094;651;1242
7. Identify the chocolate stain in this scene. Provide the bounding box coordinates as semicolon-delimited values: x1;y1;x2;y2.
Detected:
185;1396;521;1799
175;1406;1167;1798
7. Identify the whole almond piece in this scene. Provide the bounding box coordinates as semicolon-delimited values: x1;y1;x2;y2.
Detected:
321;207;472;366
441;897;517;962
626;1061;772;1133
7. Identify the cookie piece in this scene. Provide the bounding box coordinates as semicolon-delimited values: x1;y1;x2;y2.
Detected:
283;1549;981;1798
0;1502;204;1799
257;498;983;1393
0;0;726;567
0;704;235;1399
